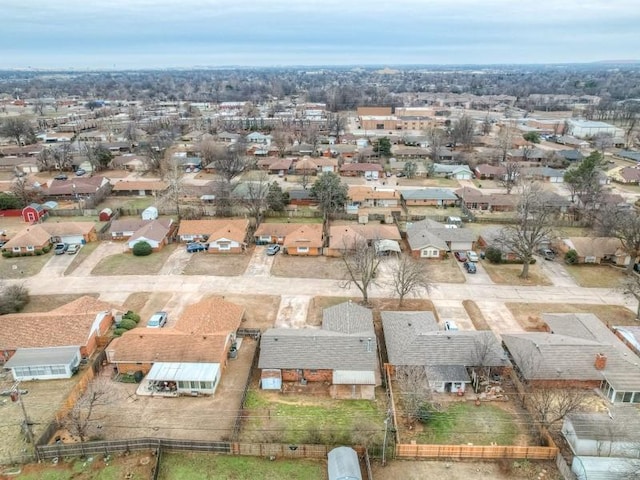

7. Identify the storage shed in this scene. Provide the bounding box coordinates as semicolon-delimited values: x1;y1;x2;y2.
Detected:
328;447;362;480
22;203;47;223
141;206;158;220
145;362;221;396
99;208;114;221
4;346;81;381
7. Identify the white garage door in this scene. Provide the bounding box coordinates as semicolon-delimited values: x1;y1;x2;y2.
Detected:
450;241;472;251
61;235;84;244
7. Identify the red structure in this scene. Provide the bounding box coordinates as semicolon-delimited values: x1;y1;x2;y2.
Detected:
21;203;47;223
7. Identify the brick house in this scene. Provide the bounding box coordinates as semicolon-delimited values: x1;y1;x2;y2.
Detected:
258;301;379;399
178;219;250;253
282;224;324;256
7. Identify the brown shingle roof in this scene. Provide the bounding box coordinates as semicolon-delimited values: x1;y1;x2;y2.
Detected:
254;223;301;238
283;224;324;249
2;225;51;249
175;297;245;335
112;180;168;192
0;296;124;351
178;219;249;243
328;224;401;250
42;222;96;236
46;176;106;196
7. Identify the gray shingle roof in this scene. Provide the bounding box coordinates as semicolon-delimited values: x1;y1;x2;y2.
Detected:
565;407;640;442
402;188;459;201
382;312;508;367
406;219;477;251
322;302;374;334
425;365;470;383
258;328;377;371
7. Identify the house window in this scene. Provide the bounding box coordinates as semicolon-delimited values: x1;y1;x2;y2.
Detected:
298;247;309;253
218;242;231;251
12;247;21;253
309;370;317;375
421;248;439;258
26;246;35;252
622;391;633;403
376;124;384;130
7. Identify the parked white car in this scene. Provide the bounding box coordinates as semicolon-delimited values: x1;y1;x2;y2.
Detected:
466;251;479;262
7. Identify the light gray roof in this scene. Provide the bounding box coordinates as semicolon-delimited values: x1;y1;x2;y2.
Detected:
406;218;477;251
425;365;470;383
432;164;473;175
258;328;377;371
382;312;508;367
322;302;374;334
5;346;80;368
565;407;640;442
402;188;459;201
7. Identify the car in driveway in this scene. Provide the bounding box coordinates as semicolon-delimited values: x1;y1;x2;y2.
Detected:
186;242;207;253
266;244;281;256
75;168;86;176
66;244;81;255
539;248;555;261
466;251;479;262
463;261;477;274
454;251;467;262
54;243;68;255
54;173;68;180
146;311;168;328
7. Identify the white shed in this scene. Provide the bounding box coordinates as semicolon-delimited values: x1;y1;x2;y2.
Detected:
328;447;362;480
572;456;640;480
5;346;81;381
141;206;158;220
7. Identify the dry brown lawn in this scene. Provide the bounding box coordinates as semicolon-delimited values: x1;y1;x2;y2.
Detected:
183;250;253;276
271;255;349;280
219;294;281;330
20;293;99;313
564;264;626;288
506;302;637;331
0;251;53;278
91;244;177;275
462;300;491;330
424;256;466;283
482;262;552;286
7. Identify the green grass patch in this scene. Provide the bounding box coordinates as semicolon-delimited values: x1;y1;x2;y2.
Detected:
417;402;517;445
0;250;53;278
241;391;386;446
91;244;177;275
158;452;326;480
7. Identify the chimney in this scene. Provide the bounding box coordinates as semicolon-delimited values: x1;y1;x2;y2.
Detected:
595;353;607;370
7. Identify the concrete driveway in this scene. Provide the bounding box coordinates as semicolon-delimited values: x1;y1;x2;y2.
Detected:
475;300;525;338
68;241;126;277
36;251;76;278
455;259;493;285
275;295;313;328
158;246;191;275
243;245;276;277
535;255;578;287
431;299;475;331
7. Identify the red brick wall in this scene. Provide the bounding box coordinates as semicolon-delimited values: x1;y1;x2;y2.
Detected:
281;368;333;383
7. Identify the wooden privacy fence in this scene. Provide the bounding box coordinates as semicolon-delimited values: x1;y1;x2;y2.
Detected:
396;443;557;460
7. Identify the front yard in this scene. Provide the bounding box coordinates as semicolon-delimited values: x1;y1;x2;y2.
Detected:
91;244;177;275
424;255;466;283
564;264;626;288
182;250;253;276
481;261;552;286
240;389;387;446
0;250;53;278
271;255;349;280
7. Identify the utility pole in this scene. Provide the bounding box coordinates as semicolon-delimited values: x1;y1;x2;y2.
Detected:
10;381;39;461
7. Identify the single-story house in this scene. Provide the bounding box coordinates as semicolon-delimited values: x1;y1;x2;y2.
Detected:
401;188;459;207
259;301;379;399
555;150;584;163
127;218;174;251
562;407;640;458
0;224;52;255
282;224;324;256
616;150;640;163
476;226;522;261
111;180;168;196
106;297;245;396
559;237;630;266
42;221;98;245
502;313;640;403
455;187;517;212
44;176;111;199
387;158;429;176
406;219;477;258
288;189;317;206
506;148;547;162
431;163;473;180
382;311;509;394
521;166;565;183
178;219;250;253
109;219;150;240
347;186;401;209
612;166;640;185
253;223;300;245
474;164;506;180
0;296;123;380
326;224;401;257
339;162;383;179
110;155;150;172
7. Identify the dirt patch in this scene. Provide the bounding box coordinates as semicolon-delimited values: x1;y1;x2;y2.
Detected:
271;255;349;280
372;459;560;480
183;250;253;276
463;300;491;330
506;302;637;330
12;450;156;479
482;262;552;286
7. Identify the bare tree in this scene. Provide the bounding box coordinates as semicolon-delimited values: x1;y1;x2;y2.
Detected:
0;116;34;146
299;171;312;190
64;377;114;442
212;180;234;217
327;113;346;143
304;124;321;156
596;206;640;274
52;143;74;172
339;237;382;306
394;365;433;426
241;171;271;227
82;143;112;173
496;182;555;278
211;141;247;183
593;132;614;154
499;162;520;194
389;255;429;307
271;126;290;157
425;126;445;162
620;268;640;319
140;129;177;173
528;388;588;430
36;147;57;173
158;151;188;219
497;122;515;163
11;176;39;207
450;114;475;149
0;282;30;315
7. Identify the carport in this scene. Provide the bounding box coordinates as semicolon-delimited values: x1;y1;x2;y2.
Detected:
143;362;221;396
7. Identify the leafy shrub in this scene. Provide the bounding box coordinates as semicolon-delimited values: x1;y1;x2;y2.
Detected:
118;318;137;330
35;250;43;256
132;241;152;256
43;245;51;253
485;246;503;264
123;311;140;323
113;328;128;337
0;284;30;314
417;403;434;424
565;249;578;264
2;251;12;258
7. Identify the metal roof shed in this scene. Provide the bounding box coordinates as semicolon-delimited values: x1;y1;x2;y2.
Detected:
328;446;362;480
146;362;221;396
5;346;81;381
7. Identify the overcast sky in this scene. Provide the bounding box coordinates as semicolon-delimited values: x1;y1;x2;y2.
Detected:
2;0;638;69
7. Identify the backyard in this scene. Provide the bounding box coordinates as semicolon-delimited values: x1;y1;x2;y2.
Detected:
506;302;638;330
157;452;326;480
240;388;387;446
